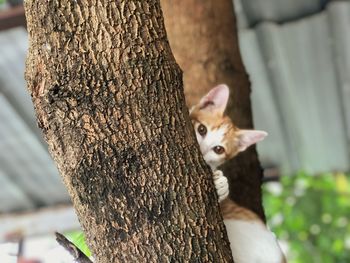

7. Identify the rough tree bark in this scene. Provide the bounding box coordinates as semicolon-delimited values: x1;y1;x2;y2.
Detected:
162;0;265;219
24;1;233;262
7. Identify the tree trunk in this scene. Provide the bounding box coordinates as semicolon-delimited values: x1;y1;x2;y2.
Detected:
24;1;233;262
162;0;265;219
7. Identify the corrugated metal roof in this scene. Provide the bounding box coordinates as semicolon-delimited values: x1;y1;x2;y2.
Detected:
328;1;350;144
236;0;330;27
0;28;42;140
0;94;70;206
240;1;350;174
0;169;34;212
238;29;295;173
0;28;70;213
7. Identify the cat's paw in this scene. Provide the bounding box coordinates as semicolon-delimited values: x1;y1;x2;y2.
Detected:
213;170;229;202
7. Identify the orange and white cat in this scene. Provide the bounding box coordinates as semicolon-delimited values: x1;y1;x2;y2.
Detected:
190;84;286;263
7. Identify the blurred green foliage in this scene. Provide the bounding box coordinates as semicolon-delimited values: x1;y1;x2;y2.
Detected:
264;172;350;263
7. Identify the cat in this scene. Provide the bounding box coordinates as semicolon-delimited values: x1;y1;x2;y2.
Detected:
190;84;286;263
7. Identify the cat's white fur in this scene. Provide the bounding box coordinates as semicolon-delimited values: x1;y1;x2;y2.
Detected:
195;123;229;169
224;220;285;263
193;84;286;263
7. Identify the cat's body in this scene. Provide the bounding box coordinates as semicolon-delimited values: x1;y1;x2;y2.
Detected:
221;199;286;263
190;84;286;263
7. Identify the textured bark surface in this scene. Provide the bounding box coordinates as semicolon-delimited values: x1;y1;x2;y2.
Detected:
24;1;233;262
162;0;265;219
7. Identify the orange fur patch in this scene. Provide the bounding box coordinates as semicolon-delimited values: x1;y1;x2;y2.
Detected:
220;199;261;221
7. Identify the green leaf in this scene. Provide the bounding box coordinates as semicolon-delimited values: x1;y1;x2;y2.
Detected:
65;231;92;258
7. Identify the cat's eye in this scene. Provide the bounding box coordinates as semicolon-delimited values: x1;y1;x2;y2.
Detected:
213;146;225;155
197;124;207;136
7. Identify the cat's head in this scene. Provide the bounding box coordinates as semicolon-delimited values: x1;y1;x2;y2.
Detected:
190;84;267;170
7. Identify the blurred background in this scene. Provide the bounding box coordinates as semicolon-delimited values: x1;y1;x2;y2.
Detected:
0;0;349;262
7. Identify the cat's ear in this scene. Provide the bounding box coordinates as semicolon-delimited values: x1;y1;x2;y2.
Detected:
199;84;229;114
236;130;268;152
